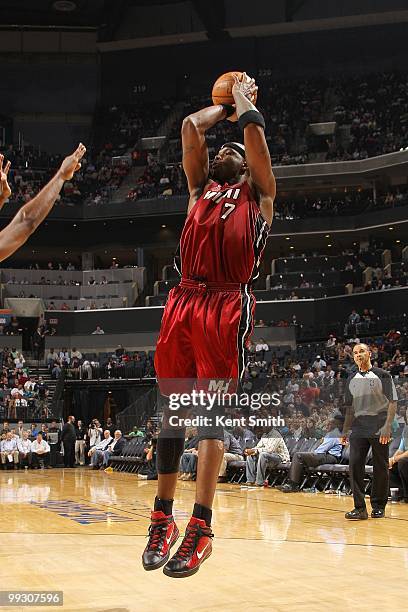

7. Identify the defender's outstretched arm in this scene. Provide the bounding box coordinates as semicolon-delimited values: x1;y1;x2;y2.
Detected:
0;143;86;262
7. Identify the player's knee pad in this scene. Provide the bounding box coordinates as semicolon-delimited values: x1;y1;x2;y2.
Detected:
156;432;185;474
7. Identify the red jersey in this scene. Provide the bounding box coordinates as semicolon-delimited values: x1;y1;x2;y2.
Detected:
175;179;269;284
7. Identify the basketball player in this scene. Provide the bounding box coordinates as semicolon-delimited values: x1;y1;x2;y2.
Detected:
142;74;276;577
0;144;86;262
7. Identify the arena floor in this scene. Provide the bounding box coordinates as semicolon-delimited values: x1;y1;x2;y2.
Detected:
0;468;406;612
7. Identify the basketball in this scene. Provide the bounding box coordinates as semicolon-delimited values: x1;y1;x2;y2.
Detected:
212;71;242;105
212;71;258;106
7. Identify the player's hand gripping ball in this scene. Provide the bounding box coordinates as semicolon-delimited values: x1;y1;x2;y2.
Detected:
212;71;258;122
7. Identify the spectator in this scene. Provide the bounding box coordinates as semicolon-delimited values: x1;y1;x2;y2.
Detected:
312;355;327;369
48;420;61;444
105;417;115;437
102;429;126;469
179;428;199;481
326;334;337;348
46;348;57;368
1;421;10;435
245;429;290;486
92;326;105;335
71;347;83;361
137;437;158;480
59;348;70;367
31;432;51;469
88;429;113;469
278;414;344;492
344;309;361;336
232;424;258;450
30;423;40;437
14;351;25;370
218;431;243;482
61;415;76;468
75;419;87;466
255;338;269;361
16;420;25;438
17;431;32;469
115;344;125;359
389;426;408;502
81;361;93;380
0;432;19;469
88;419;103;448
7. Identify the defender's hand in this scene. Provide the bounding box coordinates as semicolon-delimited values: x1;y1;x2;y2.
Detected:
0;154;12;203
58;143;86;181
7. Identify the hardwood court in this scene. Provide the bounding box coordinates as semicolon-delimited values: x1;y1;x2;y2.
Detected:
0;468;406;612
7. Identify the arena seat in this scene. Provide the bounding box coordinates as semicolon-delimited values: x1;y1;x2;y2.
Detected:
107;438;146;473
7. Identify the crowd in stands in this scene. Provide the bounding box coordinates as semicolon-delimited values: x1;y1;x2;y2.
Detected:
2;259;124;271
1;100;170;209
3;144;130;208
0;348;50;420
0;415;126;470
329;71;408;160
46;345;155;380
127;157;407;222
274;186;408;221
0;422;54;470
2;71;407;213
364;262;408;291
240;310;408;426
127;158;185;201
162;71;408;167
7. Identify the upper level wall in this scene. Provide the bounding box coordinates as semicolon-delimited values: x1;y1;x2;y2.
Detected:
44;287;408;336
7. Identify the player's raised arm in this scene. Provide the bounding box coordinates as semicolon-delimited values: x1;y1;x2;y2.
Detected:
0;154;12;210
0;143;86;263
182;105;229;209
232;73;276;226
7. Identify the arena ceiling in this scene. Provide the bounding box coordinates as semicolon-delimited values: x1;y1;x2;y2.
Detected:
0;0;228;38
0;0;407;45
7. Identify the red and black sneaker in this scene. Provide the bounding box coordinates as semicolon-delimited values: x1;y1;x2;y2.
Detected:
142;511;179;571
163;516;213;578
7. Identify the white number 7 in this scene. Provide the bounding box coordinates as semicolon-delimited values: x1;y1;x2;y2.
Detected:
221;202;236;220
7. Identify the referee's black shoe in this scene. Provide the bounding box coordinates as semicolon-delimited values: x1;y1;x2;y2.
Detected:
371;508;385;518
345;508;368;520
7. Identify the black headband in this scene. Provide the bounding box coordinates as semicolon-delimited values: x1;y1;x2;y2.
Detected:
221;142;246;159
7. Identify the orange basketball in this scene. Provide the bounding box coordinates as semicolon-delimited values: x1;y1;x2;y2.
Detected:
212;71;243;105
212;71;258;106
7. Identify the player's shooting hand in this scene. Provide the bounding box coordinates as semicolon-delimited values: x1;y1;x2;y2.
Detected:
58;143;87;181
232;72;258;104
376;424;391;445
0;153;12;204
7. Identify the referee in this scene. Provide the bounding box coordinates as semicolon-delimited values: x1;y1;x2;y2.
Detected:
341;343;397;520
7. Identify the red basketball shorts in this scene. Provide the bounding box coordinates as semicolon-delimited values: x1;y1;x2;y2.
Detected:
154;278;255;396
